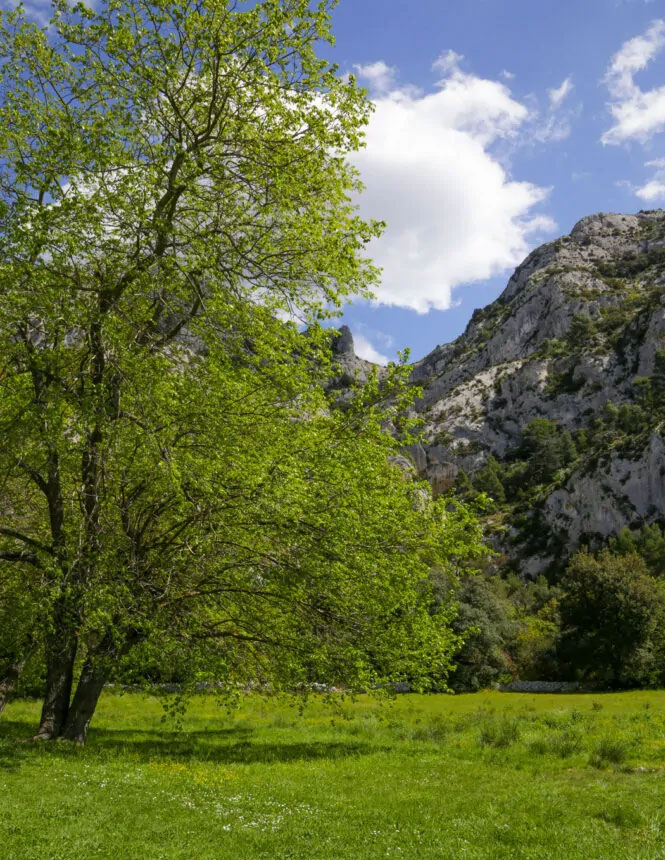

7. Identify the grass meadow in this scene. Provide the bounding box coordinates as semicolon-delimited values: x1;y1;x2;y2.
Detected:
2;690;665;859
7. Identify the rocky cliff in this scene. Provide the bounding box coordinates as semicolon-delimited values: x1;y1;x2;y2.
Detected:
336;210;665;577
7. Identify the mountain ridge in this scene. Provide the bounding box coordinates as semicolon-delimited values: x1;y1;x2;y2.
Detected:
337;209;665;577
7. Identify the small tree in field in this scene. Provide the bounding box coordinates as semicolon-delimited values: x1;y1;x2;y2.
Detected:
0;0;484;742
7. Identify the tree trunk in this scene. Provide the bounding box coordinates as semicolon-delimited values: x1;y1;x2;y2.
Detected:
60;655;107;744
34;625;77;740
60;626;146;744
0;656;27;716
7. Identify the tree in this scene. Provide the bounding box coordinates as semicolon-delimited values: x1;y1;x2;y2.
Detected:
567;313;595;345
652;349;665;406
559;430;577;465
473;456;506;505
558;550;665;688
633;349;665;417
446;574;515;691
520;418;576;486
0;0;485;741
610;524;665;579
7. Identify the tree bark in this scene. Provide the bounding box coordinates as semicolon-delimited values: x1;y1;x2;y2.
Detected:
60;628;142;744
61;655;107;744
0;656;27;716
34;621;77;740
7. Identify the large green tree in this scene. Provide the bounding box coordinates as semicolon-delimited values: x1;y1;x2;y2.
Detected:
0;0;484;742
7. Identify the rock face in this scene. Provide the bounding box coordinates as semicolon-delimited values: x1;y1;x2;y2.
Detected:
331;324;356;358
341;210;665;576
328;324;378;390
544;433;665;543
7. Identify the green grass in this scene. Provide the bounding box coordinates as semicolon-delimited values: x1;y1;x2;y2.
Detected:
3;691;665;859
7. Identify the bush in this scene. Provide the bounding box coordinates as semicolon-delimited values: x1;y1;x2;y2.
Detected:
412;716;449;744
529;727;584;759
597;804;644;829
479;718;520;748
610;524;665;578
590;738;628;768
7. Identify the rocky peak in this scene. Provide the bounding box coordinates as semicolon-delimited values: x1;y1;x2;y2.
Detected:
327;324;379;392
340;210;665;577
331;324;355;357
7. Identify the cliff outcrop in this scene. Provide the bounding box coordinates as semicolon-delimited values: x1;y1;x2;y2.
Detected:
336;210;665;576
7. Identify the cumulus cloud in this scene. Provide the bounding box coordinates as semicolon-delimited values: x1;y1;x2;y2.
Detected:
631;159;665;201
432;50;465;77
351;52;554;313
353;332;391;365
602;20;665;144
616;158;665;201
636;179;665;201
353;61;397;95
548;77;573;108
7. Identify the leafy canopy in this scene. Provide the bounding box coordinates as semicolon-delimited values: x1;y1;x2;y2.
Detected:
0;0;485;736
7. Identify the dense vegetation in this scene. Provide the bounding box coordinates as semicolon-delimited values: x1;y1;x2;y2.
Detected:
447;532;665;692
442;305;665;690
458;344;665;512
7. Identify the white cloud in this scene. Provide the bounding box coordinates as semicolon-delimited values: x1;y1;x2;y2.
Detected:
636;179;665;201
351;55;554;313
605;19;665;99
526;76;578;144
5;0;53;25
631;159;665;200
353;333;390;365
618;157;665;201
602;20;665;144
548;77;573;108
532;111;575;144
432;50;465;77
501;70;515;81
353;61;397;95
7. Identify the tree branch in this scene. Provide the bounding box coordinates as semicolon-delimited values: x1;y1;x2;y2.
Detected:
0;527;53;556
0;549;42;568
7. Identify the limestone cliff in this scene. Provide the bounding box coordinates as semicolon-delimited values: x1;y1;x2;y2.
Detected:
336;210;665;576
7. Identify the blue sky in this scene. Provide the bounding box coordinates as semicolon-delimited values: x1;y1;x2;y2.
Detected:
7;0;665;361
316;0;665;363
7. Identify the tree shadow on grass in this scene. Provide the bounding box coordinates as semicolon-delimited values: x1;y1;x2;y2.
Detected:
0;718;35;771
92;734;378;764
0;718;380;767
0;738;27;772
